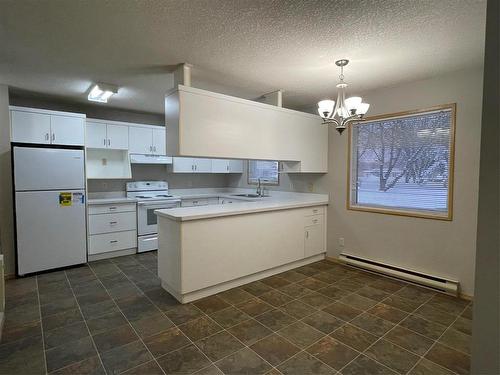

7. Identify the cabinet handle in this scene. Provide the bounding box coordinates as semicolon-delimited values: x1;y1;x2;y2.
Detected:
305;231;309;239
109;207;117;210
149;145;152;152
45;133;49;141
109;221;117;225
107;139;110;146
193;201;198;204
312;219;318;224
109;240;118;243
226;165;229;171
51;133;55;141
103;138;106;146
153;146;156;152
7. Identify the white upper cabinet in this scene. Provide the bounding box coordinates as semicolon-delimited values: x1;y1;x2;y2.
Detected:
86;121;129;150
172;157;212;173
129;126;152;154
152;128;166;155
10;107;85;146
106;125;128;150
211;159;230;173
211;159;244;173
193;158;212;172
86;122;107;148
129;126;166;155
165;85;328;173
228;159;244;173
11;111;51;144
50;115;85;146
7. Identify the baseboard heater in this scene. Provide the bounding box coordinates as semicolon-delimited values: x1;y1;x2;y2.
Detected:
338;252;459;296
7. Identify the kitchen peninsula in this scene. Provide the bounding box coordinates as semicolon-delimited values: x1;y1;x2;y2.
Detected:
155;189;328;303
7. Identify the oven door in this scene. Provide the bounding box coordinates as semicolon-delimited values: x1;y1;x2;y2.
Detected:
137;200;180;236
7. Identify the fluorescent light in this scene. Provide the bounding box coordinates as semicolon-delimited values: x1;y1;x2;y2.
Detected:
88;83;118;103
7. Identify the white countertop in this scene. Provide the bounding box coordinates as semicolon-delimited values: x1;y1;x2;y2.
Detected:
156;189;329;221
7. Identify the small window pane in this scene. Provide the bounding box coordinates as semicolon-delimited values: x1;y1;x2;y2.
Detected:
349;105;455;219
248;160;279;185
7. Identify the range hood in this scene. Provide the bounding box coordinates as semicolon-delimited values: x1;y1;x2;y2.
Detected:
130;154;173;164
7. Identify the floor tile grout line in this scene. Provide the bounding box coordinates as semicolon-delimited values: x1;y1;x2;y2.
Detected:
89;255;469;375
57;268;108;375
88;260;168;375
351;287;463;375
34;276;49;375
404;301;472;375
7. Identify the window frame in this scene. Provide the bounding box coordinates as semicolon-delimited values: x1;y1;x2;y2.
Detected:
347;103;456;221
247;160;280;186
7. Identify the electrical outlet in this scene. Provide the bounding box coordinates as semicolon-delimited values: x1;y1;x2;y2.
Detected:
307;183;314;192
338;237;345;247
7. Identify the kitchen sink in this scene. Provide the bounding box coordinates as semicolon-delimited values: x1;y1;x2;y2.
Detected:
232;193;262;198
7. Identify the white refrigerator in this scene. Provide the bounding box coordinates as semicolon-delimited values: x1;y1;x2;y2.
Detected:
14;146;87;275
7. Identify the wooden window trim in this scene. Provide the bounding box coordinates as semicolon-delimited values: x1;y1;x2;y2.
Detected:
347;103;457;221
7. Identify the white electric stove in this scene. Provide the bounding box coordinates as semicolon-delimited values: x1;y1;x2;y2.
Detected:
126;181;180;253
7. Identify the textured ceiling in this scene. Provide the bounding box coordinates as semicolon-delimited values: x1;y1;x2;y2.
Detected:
0;0;486;114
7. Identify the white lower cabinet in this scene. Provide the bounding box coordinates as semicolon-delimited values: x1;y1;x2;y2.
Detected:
88;231;137;255
88;202;137;256
304;214;325;257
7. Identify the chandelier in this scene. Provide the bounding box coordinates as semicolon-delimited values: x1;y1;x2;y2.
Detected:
317;59;370;134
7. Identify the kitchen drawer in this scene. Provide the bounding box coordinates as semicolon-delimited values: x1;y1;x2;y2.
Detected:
88;203;136;215
304;214;324;227
88;211;136;235
304;206;325;217
181;198;209;207
88;230;137;255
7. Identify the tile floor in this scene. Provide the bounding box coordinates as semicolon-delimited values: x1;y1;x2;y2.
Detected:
0;252;472;375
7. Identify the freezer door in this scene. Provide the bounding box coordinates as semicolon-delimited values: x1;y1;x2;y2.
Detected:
16;190;87;275
14;147;85;191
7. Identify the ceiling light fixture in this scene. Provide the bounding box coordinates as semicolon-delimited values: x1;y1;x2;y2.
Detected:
317;59;370;134
87;83;118;103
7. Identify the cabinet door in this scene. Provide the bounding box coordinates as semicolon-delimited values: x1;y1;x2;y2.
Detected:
50;115;85;146
211;159;229;173
129;126;153;154
304;224;325;257
228;159;244;173
10;110;51;144
107;124;129;150
193;158;212;173
152;127;166;155
86;122;107;148
172;157;195;173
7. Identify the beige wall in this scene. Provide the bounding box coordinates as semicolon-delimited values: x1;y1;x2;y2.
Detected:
88;165;229;192
317;69;483;296
0;85;14;275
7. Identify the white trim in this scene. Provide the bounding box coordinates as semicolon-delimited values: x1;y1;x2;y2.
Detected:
9;105;86;118
86;118;164;129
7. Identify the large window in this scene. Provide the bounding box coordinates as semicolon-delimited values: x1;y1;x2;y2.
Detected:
248;160;280;185
348;104;455;220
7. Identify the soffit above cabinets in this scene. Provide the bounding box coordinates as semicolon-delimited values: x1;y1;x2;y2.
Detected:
165;85;328;173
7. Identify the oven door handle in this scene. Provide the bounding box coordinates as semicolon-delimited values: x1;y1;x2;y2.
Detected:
137;200;181;207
